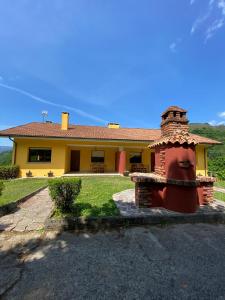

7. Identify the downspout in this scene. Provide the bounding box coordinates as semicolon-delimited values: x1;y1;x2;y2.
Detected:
9;137;17;165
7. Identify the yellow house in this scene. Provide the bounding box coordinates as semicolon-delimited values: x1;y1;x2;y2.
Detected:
0;110;220;178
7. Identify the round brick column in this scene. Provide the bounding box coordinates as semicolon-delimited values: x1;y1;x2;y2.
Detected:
116;150;126;174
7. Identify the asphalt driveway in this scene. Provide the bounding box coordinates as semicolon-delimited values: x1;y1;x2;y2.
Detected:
1;223;225;299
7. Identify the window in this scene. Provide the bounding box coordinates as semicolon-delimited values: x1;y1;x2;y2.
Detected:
130;152;142;164
28;148;51;163
91;150;104;163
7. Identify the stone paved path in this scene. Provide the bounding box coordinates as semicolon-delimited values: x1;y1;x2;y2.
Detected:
113;189;225;217
215;187;225;193
0;188;53;232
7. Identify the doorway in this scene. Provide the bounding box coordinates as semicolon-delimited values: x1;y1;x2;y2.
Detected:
151;152;155;172
70;150;80;172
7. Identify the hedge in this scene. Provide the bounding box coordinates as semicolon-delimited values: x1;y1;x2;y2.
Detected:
0;181;4;196
48;178;82;212
0;165;19;180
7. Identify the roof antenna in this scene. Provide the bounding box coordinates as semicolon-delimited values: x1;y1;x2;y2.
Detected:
41;110;48;123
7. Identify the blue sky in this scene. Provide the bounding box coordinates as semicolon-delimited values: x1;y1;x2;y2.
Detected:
0;0;225;146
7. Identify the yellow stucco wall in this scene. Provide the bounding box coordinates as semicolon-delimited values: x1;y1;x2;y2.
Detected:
196;144;208;176
13;138;208;177
15;138;67;177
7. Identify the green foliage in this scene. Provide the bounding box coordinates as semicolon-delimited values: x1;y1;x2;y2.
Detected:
190;124;225;179
214;191;225;201
208;157;225;179
49;178;82;212
189;124;225;159
215;181;225;188
0;165;19;180
0;151;12;166
0;181;4;196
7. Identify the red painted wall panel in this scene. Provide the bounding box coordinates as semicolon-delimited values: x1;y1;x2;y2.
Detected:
165;145;196;180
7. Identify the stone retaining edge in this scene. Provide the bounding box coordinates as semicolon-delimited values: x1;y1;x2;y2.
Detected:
0;185;48;217
45;212;225;231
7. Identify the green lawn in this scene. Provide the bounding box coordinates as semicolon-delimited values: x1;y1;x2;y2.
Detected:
214;191;225;202
71;176;134;217
215;181;225;189
0;179;48;207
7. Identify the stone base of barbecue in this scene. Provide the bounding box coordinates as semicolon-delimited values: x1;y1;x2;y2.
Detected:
131;173;215;214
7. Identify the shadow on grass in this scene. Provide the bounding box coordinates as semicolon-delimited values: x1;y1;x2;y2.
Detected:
72;199;119;217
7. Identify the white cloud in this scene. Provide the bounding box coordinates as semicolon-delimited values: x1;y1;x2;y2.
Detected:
209;120;217;125
205;18;224;40
218;111;225;117
191;12;210;34
169;42;177;53
218;0;225;15
191;0;225;41
169;38;182;53
209;120;225;125
0;82;108;124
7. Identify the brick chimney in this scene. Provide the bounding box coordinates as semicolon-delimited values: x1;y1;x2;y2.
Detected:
61;112;69;130
161;106;189;136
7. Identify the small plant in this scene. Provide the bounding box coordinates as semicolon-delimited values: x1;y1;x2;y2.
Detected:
26;170;33;178
0;165;19;180
48;171;54;177
123;170;130;177
0;180;4;196
48;178;82;212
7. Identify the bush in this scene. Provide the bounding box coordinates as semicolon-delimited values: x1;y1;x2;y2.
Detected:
217;170;225;181
0;181;4;196
0;165;19;180
48;178;82;212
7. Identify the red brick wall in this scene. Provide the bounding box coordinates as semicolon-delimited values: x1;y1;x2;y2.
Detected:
197;183;214;205
161;122;189;136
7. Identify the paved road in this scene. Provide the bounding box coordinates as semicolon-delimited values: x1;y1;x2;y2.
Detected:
0;188;53;232
1;224;225;299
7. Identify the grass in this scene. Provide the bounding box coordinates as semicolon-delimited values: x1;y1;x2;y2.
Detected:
215;181;225;189
55;176;134;218
0;178;48;207
214;191;225;202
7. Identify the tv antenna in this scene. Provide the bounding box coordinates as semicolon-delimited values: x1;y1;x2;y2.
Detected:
41;110;48;122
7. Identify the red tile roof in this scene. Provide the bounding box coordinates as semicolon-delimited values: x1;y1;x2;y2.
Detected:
149;129;198;148
0;122;221;144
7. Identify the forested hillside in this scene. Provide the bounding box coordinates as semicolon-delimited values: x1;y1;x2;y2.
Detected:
189;123;225;179
189;123;225;158
0;151;12;166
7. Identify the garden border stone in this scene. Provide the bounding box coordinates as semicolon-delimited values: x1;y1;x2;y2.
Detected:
45;211;225;231
0;185;48;217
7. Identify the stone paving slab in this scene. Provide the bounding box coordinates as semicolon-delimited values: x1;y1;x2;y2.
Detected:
0;188;53;232
113;189;225;217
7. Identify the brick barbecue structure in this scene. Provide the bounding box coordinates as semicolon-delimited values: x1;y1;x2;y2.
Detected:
131;106;215;213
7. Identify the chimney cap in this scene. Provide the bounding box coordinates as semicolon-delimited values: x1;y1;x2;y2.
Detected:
62;111;69;115
161;106;187;117
108;122;120;129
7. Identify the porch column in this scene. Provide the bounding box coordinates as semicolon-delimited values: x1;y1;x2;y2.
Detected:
116;147;126;174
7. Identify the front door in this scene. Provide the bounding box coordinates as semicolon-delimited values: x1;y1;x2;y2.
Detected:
70;150;80;172
151;152;155;172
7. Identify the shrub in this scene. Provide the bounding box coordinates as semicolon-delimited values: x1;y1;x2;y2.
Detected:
0;181;4;196
0;165;19;180
217;170;225;181
48;178;82;212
